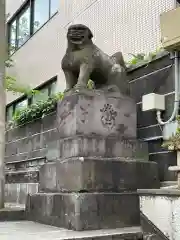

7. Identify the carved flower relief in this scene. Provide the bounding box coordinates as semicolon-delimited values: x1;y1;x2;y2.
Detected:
100;104;117;129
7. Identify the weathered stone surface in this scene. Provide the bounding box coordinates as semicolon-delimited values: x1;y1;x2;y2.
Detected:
40;163;57;192
26;192;140;231
57;93;136;139
58;136;148;160
39;158;160;193
5;183;39;205
6;170;39;183
5;149;47;163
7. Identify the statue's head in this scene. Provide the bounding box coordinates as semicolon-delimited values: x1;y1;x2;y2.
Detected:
67;24;93;45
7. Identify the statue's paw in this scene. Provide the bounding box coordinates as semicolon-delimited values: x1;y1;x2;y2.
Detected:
64;88;71;93
74;83;87;91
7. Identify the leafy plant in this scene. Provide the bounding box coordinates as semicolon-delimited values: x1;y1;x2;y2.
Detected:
87;79;95;89
5;58;40;97
126;46;165;67
5;59;14;68
162;116;180;151
12;92;64;126
5;76;39;97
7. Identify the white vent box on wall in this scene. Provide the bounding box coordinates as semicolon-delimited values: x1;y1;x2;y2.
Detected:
142;93;165;112
160;7;180;50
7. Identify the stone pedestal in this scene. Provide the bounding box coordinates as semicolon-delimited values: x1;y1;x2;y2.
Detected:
26;192;140;231
39;157;159;193
26;91;160;231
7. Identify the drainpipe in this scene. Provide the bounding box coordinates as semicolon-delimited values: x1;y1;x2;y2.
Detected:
156;51;179;125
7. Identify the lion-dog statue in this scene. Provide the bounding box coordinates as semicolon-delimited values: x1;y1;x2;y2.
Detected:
61;24;129;94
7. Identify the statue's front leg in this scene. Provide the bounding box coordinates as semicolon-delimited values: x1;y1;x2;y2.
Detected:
63;70;77;92
74;63;92;90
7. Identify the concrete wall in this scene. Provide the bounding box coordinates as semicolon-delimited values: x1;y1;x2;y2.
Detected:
5;111;57;204
5;111;57;164
139;190;180;240
6;0;175;104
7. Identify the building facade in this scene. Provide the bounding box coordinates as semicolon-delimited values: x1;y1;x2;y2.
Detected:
6;0;176;117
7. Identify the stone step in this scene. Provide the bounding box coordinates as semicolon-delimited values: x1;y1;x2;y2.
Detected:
39;158;159;193
0;221;143;239
26;192;140;231
0;203;25;221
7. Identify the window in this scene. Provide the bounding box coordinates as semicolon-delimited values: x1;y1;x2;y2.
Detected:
17;6;31;47
6;98;28;122
50;0;59;17
9;20;17;55
15;99;28;111
33;0;49;33
6;105;14;122
32;78;57;103
8;0;58;54
32;87;49;103
6;78;57;121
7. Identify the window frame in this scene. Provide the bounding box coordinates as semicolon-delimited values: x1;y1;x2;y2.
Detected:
7;0;58;55
33;0;50;33
6;77;57;122
9;19;17;55
32;76;57;103
16;3;31;48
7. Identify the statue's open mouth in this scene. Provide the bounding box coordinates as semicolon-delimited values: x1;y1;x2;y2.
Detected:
68;30;85;43
69;35;84;41
69;35;84;45
71;36;83;41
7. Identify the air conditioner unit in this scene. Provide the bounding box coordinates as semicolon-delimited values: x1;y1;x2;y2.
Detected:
160;7;180;50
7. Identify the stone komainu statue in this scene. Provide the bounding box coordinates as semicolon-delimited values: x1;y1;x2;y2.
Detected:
61;24;128;94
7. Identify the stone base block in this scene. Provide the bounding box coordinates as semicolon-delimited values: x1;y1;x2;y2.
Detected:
57;93;137;139
39;158;160;193
0;208;25;221
26;192;140;231
58;136;148;160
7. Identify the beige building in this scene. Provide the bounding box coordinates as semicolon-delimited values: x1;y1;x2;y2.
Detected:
5;0;177;120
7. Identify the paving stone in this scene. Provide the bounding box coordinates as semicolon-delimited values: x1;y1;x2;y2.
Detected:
0;221;142;240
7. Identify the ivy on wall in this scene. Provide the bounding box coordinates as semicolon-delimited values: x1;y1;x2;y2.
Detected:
7;92;63;128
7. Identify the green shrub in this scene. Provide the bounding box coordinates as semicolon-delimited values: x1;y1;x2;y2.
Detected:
162;116;180;151
12;92;64;126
